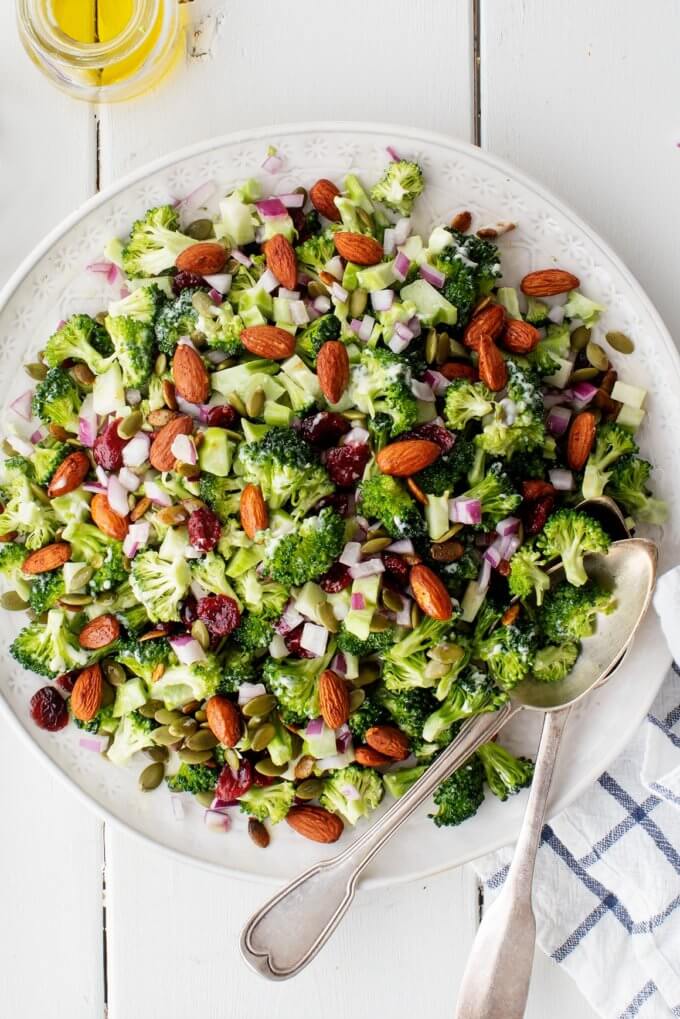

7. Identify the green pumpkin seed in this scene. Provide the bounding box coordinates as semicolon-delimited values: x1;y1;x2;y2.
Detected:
186;218;215;240
0;591;28;611
195;790;215;807
194;709;207;723
436;332;451;364
360;537;392;555
227;392;247;416
102;659;126;687
307;280;328;299
318;603;340;633
185;729;219;751
349;688;366;712
2;440;17;457
430;643;466;665
191;620;211;651
250;723;276;752
67;564;94;591
605;330;635;354
224;747;240;771
117;411;143;439
570;325;591;352
143;745;169;763
449;337;468;358
170;718;199;739
343;409;367;422
424;658;451;680
243;694;277;718
382;589;404;613
369;613;390;633
411;602;422;629
191;290;214;316
295;778;323;800
30;484;50;505
71;363;95;386
154;353;167;376
59;593;93;607
100;681;115;708
245;388;265;419
24;362;48;381
254;759;287;777
569;366;600;384
138;699;163;719
349;287;368;319
357;208;374;232
95;311;107;326
178;748;214;764
425;328;438;364
139;762;165;791
586;341;609;371
155;708;182;725
354;665;380;688
152;726;181;747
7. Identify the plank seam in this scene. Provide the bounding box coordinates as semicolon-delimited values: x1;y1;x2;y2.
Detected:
472;0;481;145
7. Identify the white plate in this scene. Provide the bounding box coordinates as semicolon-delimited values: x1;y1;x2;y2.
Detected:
0;123;676;888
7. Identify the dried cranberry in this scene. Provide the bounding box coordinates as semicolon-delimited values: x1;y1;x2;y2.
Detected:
188;507;222;552
326;443;371;487
298;411;351;449
319;562;352;593
252;771;276;788
522;494;555;536
404;422;456;452
204;403;239;428
216;758;253;800
284;623;315;659
382;553;409;586
315;491;353;517
172;272;207;296
196;594;240;637
30;686;68;731
93;418;127;471
181;595;198;627
55;672;76;694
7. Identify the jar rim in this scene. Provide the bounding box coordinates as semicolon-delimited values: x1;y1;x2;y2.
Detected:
16;0;159;66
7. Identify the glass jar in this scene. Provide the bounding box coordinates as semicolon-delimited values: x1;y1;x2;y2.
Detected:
16;0;184;103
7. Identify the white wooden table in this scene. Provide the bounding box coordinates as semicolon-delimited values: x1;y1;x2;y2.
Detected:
2;2;679;1015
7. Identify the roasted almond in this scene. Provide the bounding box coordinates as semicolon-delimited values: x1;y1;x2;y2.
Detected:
309;179;342;222
355;746;392;767
451;210;472;232
478;334;508;391
22;542;71;575
175;241;227;275
520;269;580;297
264;234;297;290
205;695;242;747
410;564;454;621
566;411;597;471
78;614;121;650
240;484;268;539
501;603;520;626
286;805;344;844
149;414;193;472
318;669;350;729
316;340;350;404
376;439;441;477
46;451;90;498
172;344;209;405
440;361;478;381
147;408;178;428
365;724;410;761
407;477;429;506
90;493;129;540
71;663;103;722
240;325;296;360
463;303;505;351
131;496;152;522
501;319;541;354
333;231;383;266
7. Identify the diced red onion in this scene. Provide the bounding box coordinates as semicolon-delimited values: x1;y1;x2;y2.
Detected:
331;282;348;303
350;318;363;337
543;391;570;409
357;314;375;342
387;538;414;554
336;724;353;753
350;592;365;611
383;228;396;256
305;299;321;321
324;256;344;280
395;595;412;626
206;350;230;365
118;467;141;492
505;535;521;559
231;249;252;267
207;288;222;306
422;369;450;396
258;268;279;293
548;305;565;325
349;559;385;579
394;218;411;245
123;521;149;558
276;603;305;634
484;543;502;568
237;682;267;706
177;336;199;351
313;295;331;314
78;394;97;448
30;427;45;444
331;652;347;677
145;480;172;507
177;180;217;213
261;152;283;174
171;433;197;465
408;315;422;337
267;632;288;659
175;396;202;419
169;635;206;665
547;405;572;437
449;497;483;525
342;427;370;446
300;622;329;657
290;300;309;326
278;288;300;301
305;716;325;737
107;475;129;517
549;468;574;491
79;735;108;753
10;390;33;422
204;808;230;833
122;431;150;467
410;379;435;402
95;465;108;486
393;250;410;282
339;541;362;566
420;264;446;289
83;482;106;494
371;289;394;312
87;261;120;286
496;516;520;536
277;192;305;208
256;197;287;218
388;333;411;354
478;559;492;591
571;381;598;405
386;145;401;161
394;322;415;343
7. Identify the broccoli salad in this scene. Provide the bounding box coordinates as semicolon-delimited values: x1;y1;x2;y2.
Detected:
0;149;666;845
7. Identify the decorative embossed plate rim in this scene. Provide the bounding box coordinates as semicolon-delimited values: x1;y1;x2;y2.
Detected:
0;123;676;888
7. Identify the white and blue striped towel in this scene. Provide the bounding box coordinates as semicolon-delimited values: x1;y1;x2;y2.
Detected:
474;570;680;1019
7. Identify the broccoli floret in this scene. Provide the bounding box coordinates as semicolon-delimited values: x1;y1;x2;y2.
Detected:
430;757;485;827
154;288;200;355
10;608;87;677
266;714;297;767
475;616;539;691
295;314;341;367
44;314;114;375
367;413;393;452
233;569;288;620
238;781;296;824
107;710;156;766
532;642;580;682
348;693;385;743
0;541;27;578
336;625;396;657
382;618;452;692
440;261;477;326
383;764;428;799
130;550;191;622
105;285;162;388
121;204;199;278
90;542;127;594
444;379;494;430
370;160;424;216
414;436;476;495
347;347;418;438
262;651;332;726
61;522;125;593
30;442;71;485
28;570;65;614
477;362;546;458
263;508;344;587
74;702;118;735
237;428;333;515
358;474;426;542
152;655;222;710
295;229;337;276
167;763;218;794
508;542;551;606
217;648;257;695
190;551;238;598
0;472;57;550
540;580;616;643
422;669;507;743
582;422;639;501
563;290;606;328
606;456;667;525
115;636;174;683
198;475;243;523
527;323;571;376
375;685;436;740
32;368;82;432
460;462;521;529
320;764;384;825
477;741;534;800
234;612;273;652
537;508;610;587
440;541;482;597
431;231;501;324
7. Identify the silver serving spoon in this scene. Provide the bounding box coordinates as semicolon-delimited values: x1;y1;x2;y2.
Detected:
241;537;657;980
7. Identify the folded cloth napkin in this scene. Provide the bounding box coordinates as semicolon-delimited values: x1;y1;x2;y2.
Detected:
473;569;680;1019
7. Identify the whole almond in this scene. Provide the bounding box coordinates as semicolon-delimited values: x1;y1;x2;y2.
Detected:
501;319;541;354
451;210;472;232
147;408;178;427
410;564;454;621
248;818;270;849
205;695;242;747
131;496;152;522
175;242;227;275
22;541;71;575
502;603;521;627
264;234;297;290
376;439;441;477
286;805;344;844
478;334;508;392
365;725;410;761
172;344;209;405
79;614;121;650
240;325;295;360
309;179;342;222
149;415;193;471
71;663;104;722
333;231;384;266
440;361;478;381
240;484;268;539
463;303;505;351
90;493;129;540
316;341;350;404
47;451;90;498
566;411;597;471
318;669;350;729
520;269;580;296
355;746;392;767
